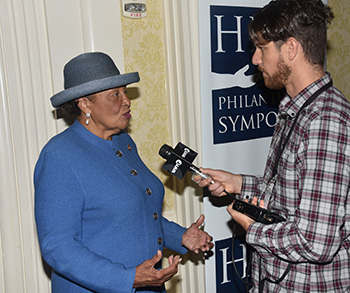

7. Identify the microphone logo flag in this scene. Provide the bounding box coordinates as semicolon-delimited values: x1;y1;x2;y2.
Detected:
159;142;198;179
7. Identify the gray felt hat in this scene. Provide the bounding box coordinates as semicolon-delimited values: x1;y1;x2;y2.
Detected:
50;52;140;108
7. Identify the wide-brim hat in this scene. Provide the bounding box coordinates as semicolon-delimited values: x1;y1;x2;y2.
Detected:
50;52;140;108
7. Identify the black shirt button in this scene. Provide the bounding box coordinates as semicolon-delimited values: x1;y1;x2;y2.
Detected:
157;237;162;245
146;188;152;195
153;213;158;220
116;151;123;157
131;169;138;176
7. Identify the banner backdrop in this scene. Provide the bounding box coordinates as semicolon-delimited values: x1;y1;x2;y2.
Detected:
199;0;327;292
199;1;277;292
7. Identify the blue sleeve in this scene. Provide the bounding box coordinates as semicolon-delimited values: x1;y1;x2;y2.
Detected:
162;217;188;255
34;150;135;293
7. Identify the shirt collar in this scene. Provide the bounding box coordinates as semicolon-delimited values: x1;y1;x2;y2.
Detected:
279;72;332;119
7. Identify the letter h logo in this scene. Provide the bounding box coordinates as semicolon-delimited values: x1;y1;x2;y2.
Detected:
215;237;251;292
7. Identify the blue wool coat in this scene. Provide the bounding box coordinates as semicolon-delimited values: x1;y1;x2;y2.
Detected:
34;120;187;293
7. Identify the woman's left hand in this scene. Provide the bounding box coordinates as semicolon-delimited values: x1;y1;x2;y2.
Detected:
182;214;214;254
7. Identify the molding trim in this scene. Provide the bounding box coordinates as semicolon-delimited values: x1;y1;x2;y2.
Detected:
162;1;206;292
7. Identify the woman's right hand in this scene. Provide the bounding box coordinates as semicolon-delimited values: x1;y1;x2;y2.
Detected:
133;250;181;288
193;168;242;197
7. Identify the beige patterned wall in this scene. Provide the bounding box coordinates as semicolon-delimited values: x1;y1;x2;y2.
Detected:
328;0;350;99
120;0;174;213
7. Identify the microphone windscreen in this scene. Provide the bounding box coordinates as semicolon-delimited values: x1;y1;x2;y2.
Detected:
159;144;173;159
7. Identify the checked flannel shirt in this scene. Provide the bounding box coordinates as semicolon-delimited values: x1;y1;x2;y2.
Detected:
241;73;350;292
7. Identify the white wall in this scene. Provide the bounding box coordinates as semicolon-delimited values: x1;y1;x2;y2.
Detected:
0;0;124;291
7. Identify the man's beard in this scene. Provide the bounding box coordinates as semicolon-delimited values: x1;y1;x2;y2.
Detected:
262;57;291;90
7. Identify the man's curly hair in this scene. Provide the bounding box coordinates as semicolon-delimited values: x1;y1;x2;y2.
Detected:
249;0;334;67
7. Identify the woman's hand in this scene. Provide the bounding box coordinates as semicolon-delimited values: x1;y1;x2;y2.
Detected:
182;214;214;254
193;168;242;196
134;250;181;288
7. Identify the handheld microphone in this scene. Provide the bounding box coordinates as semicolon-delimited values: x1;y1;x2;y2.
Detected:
159;144;214;183
159;142;286;224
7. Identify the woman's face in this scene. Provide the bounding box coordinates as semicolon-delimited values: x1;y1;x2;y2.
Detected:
78;86;132;140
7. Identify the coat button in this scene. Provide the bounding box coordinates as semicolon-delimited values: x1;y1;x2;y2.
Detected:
131;169;138;176
157;237;162;245
146;188;152;195
127;145;132;151
116;151;123;157
153;213;158;220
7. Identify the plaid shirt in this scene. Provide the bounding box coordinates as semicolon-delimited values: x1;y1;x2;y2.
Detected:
241;73;350;292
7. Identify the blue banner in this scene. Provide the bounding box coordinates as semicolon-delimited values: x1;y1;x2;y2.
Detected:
210;6;282;144
199;2;280;293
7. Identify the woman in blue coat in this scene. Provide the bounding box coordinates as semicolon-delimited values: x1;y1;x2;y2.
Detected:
34;52;213;293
